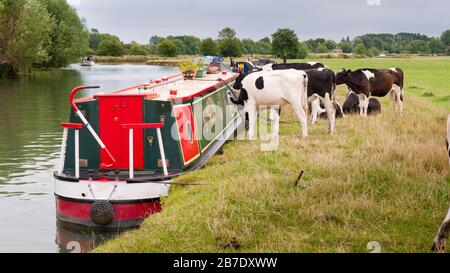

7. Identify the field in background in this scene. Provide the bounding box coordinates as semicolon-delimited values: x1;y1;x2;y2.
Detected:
96;57;450;253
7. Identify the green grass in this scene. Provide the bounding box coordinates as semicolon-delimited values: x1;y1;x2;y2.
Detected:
96;57;450;253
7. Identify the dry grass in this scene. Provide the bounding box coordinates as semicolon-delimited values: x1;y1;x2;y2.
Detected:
95;58;450;253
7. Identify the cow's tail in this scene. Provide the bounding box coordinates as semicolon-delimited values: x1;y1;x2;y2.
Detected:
397;68;405;102
301;73;309;113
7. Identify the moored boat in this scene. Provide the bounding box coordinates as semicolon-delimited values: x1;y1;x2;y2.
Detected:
54;69;243;229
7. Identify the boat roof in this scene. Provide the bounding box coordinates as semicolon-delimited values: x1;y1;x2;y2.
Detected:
75;72;237;103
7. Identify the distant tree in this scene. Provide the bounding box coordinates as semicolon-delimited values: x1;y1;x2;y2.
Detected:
254;37;272;55
200;38;219;56
427;38;445;54
169;38;188;55
324;40;337;51
88;28;102;50
297;43;309;59
271;28;299;63
181;35;201;55
338;40;352;53
156;40;177;57
217;27;242;57
419;45;432;55
354;43;368;56
39;0;89;67
242;39;256;55
130;42;147;55
315;43;330;53
218;27;237;40
368;47;380;57
149;35;163;46
440;30;450;46
0;0;53;76
97;37;125;56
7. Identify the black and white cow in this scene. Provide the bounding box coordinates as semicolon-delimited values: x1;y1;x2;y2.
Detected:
343;91;382;115
317;101;344;120
264;65;337;134
262;62;325;71
336;68;404;117
231;69;309;140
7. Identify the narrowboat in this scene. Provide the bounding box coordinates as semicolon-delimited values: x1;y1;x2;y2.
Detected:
54;70;243;229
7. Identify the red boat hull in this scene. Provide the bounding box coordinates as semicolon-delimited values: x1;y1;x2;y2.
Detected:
55;195;161;229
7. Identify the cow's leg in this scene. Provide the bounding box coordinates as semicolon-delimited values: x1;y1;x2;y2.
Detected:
270;106;280;138
393;85;404;116
291;102;308;140
433;208;450;253
310;98;320;125
247;104;258;141
321;93;337;135
358;94;369;117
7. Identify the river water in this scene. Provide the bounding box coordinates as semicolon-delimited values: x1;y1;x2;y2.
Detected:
0;64;179;253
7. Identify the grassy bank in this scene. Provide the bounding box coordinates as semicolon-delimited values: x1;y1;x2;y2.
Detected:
94;55;192;66
96;57;450;253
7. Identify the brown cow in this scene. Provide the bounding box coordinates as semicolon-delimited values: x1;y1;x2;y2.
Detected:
336;68;404;117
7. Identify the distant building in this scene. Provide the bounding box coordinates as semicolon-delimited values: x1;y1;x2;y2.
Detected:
332;48;343;55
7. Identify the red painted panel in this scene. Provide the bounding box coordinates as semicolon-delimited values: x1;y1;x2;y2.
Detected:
56;197;161;221
98;96;144;169
174;105;200;164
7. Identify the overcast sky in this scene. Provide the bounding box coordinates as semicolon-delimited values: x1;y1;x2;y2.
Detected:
67;0;450;43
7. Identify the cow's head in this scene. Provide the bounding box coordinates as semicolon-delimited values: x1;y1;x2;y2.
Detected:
336;69;351;85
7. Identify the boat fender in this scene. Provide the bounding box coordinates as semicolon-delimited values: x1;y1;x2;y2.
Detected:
90;200;115;226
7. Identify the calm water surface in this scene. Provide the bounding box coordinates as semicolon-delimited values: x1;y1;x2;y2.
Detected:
0;64;179;253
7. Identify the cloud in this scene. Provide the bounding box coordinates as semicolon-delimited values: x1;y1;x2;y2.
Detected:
367;0;382;6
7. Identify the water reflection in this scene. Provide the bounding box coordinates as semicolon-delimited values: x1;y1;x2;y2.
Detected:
56;221;125;253
0;64;179;252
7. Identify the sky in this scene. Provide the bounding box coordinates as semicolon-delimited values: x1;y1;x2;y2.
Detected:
67;0;450;43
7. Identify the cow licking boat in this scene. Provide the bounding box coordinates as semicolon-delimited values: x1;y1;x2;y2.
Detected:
336;68;404;116
231;69;309;140
54;71;243;229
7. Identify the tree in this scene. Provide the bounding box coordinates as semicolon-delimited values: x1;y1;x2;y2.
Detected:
218;27;237;40
297;43;309;59
97;37;125;56
200;38;219;56
242;39;256;55
0;0;54;76
39;0;88;67
156;39;177;57
354;43;368;56
271;28;299;63
339;40;352;53
427;38;445;54
88;28;102;50
149;35;163;46
254;38;272;55
130;41;147;55
218;27;242;57
441;30;450;47
315;43;330;53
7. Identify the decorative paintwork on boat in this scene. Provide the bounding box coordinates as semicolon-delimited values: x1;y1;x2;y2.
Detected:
54;71;242;229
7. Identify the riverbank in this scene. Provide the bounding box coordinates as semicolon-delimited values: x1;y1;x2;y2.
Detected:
94;57;450;253
93;55;193;66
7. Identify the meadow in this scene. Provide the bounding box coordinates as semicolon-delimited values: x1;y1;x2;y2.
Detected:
96;57;450;253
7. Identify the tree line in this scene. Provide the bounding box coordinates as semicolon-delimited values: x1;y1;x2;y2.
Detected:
1;0;450;77
90;27;450;63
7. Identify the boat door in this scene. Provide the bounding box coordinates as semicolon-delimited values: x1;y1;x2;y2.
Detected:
98;95;144;169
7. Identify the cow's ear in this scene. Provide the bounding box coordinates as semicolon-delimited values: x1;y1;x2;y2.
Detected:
347;69;352;74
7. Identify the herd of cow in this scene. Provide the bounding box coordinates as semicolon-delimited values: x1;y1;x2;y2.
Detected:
230;61;450;253
231;61;404;139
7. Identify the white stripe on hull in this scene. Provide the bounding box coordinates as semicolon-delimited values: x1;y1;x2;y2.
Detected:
55;179;171;201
